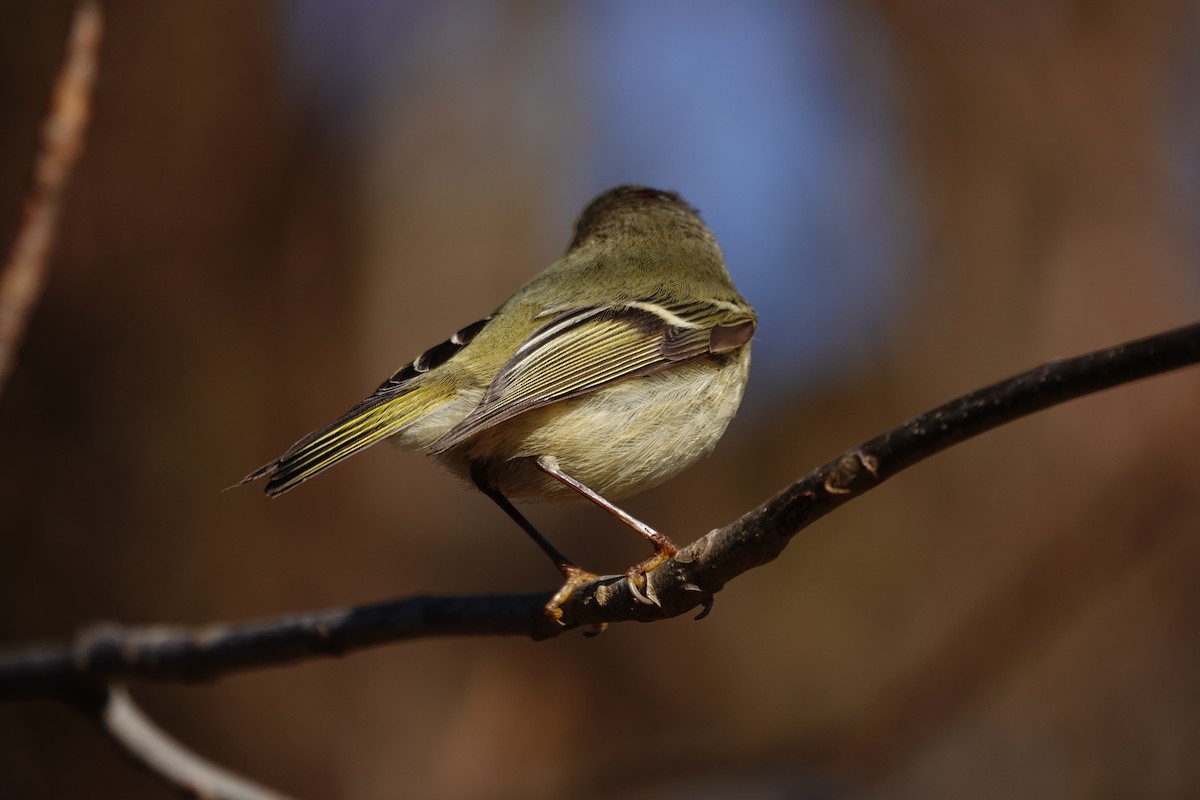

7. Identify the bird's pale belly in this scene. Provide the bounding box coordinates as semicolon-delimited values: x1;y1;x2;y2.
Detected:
441;351;751;501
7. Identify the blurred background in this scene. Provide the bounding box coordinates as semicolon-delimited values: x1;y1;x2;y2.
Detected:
2;1;1200;797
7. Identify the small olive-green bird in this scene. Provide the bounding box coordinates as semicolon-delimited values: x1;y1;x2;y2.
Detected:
242;185;756;619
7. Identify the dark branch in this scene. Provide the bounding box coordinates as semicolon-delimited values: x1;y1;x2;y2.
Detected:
0;0;101;394
4;593;555;698
2;320;1199;700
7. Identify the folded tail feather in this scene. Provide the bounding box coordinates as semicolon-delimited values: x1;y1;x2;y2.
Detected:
242;385;438;496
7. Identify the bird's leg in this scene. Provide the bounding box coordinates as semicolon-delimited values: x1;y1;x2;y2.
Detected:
471;465;597;622
535;455;678;606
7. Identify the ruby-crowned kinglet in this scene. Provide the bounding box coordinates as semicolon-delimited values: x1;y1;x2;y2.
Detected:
242;185;756;619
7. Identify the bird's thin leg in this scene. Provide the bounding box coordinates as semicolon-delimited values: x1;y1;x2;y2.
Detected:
535;455;678;605
473;469;573;570
471;465;597;622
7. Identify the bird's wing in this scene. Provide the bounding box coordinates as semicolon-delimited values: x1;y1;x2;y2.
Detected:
427;299;755;453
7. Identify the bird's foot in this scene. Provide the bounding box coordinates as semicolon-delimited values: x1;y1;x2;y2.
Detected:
623;540;679;607
544;564;601;624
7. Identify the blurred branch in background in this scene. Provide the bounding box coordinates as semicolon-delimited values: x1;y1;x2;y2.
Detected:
76;686;290;800
0;1;101;394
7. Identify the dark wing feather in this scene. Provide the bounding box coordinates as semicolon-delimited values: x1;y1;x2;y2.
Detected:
427;300;754;453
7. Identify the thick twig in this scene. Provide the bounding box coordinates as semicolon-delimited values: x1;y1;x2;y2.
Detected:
1;321;1197;699
71;685;293;800
0;1;102;393
3;593;555;698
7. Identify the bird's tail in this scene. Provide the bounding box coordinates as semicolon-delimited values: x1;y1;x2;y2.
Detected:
239;384;442;496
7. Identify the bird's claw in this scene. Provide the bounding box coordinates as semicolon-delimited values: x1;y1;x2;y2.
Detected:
624;562;669;608
682;582;715;619
624;570;658;606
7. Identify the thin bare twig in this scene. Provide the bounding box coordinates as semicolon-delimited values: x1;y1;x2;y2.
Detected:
71;685;293;800
1;320;1197;699
0;0;102;393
